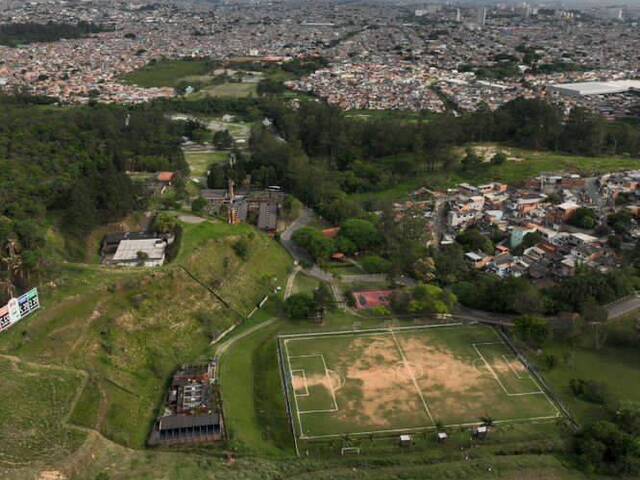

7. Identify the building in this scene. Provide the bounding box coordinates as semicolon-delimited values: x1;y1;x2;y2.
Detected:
549;80;640;98
148;363;224;446
111;238;167;267
101;231;172;267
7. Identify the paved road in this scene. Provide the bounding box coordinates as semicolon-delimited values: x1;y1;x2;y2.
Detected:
606;294;640;320
280;208;333;283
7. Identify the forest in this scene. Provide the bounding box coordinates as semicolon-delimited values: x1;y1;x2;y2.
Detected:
0;96;187;300
0;21;110;47
201;96;640;225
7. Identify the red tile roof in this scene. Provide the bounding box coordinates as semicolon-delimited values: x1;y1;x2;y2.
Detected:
157;172;176;182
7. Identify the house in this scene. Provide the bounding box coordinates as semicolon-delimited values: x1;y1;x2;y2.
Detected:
157;171;177;185
554;201;580;222
465;251;492;269
322;227;341;239
353;290;393;310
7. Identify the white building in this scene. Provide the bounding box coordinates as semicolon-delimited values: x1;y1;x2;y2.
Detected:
112;239;167;267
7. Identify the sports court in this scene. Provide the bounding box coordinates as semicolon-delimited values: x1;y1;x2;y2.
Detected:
280;324;560;440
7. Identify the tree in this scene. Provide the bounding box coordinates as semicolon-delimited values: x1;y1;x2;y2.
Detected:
233;238;250;260
313;283;334;310
514;315;549;347
456;228;494;254
570;208;598;229
339;219;382;252
412;257;436;283
460;147;482;171
153;213;178;234
292;227;335;261
574;421;640;475
491;151;507;165
607;210;633;234
191;197;207;214
213;129;234;150
285;293;316;320
360;255;392;274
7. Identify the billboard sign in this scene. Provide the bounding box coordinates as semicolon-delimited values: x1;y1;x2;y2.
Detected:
0;288;40;334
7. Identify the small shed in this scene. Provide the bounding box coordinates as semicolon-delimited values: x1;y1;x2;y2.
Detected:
474;425;489;439
399;434;412;447
437;432;448;443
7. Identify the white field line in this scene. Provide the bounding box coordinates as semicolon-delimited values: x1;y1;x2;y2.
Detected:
283;339;304;438
291;369;310;397
487;329;563;417
472;343;543;396
502;354;525;379
288;351;339;414
389;329;435;426
301;414;562;441
319;353;339;412
278;322;465;340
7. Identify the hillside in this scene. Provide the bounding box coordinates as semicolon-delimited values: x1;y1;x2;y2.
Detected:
0;220;291;478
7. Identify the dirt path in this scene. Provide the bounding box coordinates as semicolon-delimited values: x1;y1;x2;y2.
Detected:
284;266;301;300
215;317;277;359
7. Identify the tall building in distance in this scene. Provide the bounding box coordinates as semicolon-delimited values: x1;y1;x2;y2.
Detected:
477;7;487;27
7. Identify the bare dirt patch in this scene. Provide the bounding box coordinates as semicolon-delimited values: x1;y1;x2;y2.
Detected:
337;336;425;428
400;338;487;395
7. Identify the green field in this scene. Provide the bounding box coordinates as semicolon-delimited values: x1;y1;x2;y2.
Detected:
191;82;257;99
184;150;229;177
122;59;216;88
281;324;560;441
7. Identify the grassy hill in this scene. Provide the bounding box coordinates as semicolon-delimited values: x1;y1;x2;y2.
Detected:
0;220;291;463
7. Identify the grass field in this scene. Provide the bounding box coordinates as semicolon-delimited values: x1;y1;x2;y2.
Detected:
191;82;257;99
281;324;560;441
184;150;229;177
122;59;215;88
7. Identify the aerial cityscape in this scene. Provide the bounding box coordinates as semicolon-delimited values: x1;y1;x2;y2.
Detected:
1;1;640;479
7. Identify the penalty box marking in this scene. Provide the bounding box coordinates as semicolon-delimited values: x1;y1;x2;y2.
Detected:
472;343;544;396
291;369;310;397
287;351;339;414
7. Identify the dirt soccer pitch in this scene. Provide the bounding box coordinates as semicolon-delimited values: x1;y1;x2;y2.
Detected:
279;324;561;441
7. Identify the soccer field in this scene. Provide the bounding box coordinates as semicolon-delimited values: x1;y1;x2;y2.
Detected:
279;324;561;441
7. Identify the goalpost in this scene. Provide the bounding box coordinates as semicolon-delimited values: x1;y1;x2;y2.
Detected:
341;447;361;456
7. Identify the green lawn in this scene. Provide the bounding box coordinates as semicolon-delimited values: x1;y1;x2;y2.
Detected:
121;59;216;88
536;341;640;424
219;319;293;455
184;150;229;177
293;273;321;295
281;324;560;440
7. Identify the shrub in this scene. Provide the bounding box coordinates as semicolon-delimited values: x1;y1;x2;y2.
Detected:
233;238;250;260
361;255;392;274
570;378;610;405
285;293;317;320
